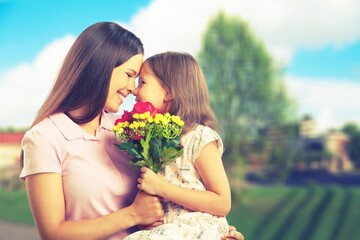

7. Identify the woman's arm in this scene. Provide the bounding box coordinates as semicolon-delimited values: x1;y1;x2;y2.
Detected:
138;141;231;216
26;173;163;240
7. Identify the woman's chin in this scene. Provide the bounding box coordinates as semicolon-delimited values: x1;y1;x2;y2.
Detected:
104;105;120;113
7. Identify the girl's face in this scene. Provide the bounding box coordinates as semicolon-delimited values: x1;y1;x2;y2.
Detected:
105;54;143;113
134;61;169;113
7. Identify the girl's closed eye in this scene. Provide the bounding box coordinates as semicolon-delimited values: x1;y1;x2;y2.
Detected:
139;78;146;85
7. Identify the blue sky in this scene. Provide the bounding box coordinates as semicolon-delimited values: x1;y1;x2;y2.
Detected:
1;0;360;131
288;43;360;80
0;0;150;69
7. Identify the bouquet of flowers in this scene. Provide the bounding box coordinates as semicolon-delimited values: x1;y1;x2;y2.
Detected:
113;101;185;173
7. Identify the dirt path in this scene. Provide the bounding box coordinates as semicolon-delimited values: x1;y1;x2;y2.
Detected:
0;221;39;240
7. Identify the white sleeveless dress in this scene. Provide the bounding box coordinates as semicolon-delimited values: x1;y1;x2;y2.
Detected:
124;125;229;240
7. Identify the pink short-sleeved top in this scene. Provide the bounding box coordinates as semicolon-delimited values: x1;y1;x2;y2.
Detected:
20;111;139;239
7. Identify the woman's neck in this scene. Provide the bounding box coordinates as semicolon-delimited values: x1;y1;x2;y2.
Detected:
68;108;101;136
80;117;101;136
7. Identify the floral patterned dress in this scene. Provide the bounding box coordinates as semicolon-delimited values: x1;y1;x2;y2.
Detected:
124;125;229;240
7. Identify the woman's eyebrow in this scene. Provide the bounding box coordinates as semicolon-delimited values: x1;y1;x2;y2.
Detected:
128;69;137;76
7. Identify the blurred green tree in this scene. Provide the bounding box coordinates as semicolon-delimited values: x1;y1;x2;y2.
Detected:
198;12;296;164
342;122;360;168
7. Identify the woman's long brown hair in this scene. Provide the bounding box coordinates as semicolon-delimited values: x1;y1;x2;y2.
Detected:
21;22;143;168
31;22;144;127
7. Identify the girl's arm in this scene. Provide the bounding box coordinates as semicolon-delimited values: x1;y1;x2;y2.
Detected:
26;173;163;240
138;141;231;216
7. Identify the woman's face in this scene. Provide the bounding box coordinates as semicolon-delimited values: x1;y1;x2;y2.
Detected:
134;61;169;113
105;54;143;113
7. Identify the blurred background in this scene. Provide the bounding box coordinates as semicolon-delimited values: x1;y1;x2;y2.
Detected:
1;0;360;239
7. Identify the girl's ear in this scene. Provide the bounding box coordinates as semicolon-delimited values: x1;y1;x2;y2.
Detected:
164;91;174;102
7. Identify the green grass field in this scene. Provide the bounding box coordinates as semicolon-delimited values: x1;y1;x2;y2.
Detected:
0;189;34;224
228;184;360;240
1;184;360;239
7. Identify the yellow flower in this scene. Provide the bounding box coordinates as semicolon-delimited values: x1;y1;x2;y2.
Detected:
133;113;140;119
171;116;182;125
154;113;164;124
161;118;169;126
139;112;150;120
143;111;151;119
154;113;162;119
133;121;140;128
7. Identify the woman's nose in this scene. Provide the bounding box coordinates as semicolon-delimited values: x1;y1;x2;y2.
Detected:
132;87;138;96
127;79;135;94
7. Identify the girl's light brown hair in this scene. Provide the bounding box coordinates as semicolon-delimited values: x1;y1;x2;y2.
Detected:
145;51;219;133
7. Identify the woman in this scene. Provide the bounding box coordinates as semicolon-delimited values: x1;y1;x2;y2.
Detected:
20;22;244;240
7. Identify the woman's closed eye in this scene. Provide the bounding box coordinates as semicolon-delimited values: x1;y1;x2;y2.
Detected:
126;72;133;78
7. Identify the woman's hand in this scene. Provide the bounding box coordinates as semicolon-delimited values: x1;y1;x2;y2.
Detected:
130;190;164;225
221;225;244;240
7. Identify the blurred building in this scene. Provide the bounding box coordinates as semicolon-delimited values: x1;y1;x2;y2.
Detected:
0;132;24;189
325;130;353;172
299;116;354;173
300;115;318;138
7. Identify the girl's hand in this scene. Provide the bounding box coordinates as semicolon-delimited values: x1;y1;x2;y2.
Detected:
130;190;164;225
221;225;244;240
138;218;164;230
137;167;165;196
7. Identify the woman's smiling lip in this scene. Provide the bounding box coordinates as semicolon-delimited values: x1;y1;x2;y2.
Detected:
117;91;127;101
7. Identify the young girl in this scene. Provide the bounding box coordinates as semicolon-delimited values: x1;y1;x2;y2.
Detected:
125;52;232;240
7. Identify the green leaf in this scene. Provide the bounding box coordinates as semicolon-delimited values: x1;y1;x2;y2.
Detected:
161;146;183;165
128;147;143;159
114;126;184;174
115;142;143;159
129;159;148;168
150;138;162;162
140;132;152;160
152;163;161;173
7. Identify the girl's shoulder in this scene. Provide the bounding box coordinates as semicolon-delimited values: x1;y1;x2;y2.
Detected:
182;125;224;157
184;125;220;140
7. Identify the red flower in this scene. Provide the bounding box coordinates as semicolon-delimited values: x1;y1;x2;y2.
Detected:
133;134;143;141
115;110;132;125
131;101;158;117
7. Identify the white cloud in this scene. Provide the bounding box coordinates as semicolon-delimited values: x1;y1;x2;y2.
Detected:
286;75;360;132
0;35;75;127
129;0;360;63
1;0;360;128
128;0;360;131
